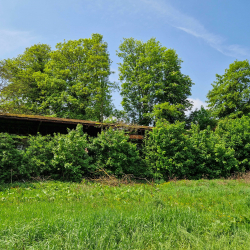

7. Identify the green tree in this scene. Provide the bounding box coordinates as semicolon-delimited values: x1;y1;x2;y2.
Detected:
147;102;185;126
143;120;238;180
39;34;116;121
0;34;116;122
117;38;193;126
207;60;250;119
186;105;217;130
0;44;51;114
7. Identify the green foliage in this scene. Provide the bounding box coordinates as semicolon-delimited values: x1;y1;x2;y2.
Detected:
0;44;51;114
144;120;194;179
0;125;93;183
215;115;250;172
117;37;193;126
0;133;24;183
91;128;142;176
51;125;93;181
0;34;116;122
40;34;116;121
24;125;93;181
144;120;238;180
186;105;217;130
2;117;250;183
22;134;55;178
207;60;250;119
189;124;238;179
149;102;186;126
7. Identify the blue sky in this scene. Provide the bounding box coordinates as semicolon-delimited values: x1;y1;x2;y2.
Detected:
1;0;249;110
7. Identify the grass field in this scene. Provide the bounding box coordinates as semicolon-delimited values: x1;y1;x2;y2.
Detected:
1;176;250;249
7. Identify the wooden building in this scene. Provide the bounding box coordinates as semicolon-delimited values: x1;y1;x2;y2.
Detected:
0;113;152;141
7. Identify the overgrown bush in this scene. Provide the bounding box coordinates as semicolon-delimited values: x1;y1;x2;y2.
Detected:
90;128;143;176
0;133;24;183
1;116;250;183
51;125;93;181
144;120;195;180
22;134;55;178
144;120;239;180
215;116;250;172
189;124;238;179
1;125;93;183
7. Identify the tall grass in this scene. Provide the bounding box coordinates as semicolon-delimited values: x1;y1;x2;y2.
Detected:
1;175;250;249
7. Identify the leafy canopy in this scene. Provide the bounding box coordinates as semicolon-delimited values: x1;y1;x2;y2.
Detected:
207;60;250;119
0;34;116;122
117;37;193;126
186;105;217;130
0;44;51;114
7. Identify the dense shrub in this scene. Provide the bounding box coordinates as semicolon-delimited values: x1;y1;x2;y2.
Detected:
90;128;143;176
189;124;238;179
144;120;239;180
22;134;54;178
0;133;24;183
144;120;195;179
51;125;93;181
215;116;250;172
1;125;93;183
1;117;250;183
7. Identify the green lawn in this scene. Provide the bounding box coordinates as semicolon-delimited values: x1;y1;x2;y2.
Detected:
1;178;250;249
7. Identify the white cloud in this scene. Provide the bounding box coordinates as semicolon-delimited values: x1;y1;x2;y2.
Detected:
220;44;250;58
72;0;250;58
139;0;250;58
0;30;36;58
188;98;207;111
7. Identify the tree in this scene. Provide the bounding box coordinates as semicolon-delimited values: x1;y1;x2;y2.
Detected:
0;34;116;122
117;38;193;126
207;60;250;119
0;44;51;114
0;61;10;92
39;34;116;121
186;106;217;130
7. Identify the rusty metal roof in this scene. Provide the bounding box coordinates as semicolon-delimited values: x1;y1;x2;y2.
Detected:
0;113;153;131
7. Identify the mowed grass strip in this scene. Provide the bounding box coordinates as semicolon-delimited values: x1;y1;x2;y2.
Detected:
1;179;250;249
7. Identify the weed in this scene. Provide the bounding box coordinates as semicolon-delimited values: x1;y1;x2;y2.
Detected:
1;178;250;249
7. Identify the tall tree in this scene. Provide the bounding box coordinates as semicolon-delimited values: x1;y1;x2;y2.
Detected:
0;34;116;121
0;44;51;114
207;60;250;119
38;34;116;121
117;38;193;126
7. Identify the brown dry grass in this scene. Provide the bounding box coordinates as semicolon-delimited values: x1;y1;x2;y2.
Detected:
89;170;250;187
228;171;250;183
90;168;153;186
